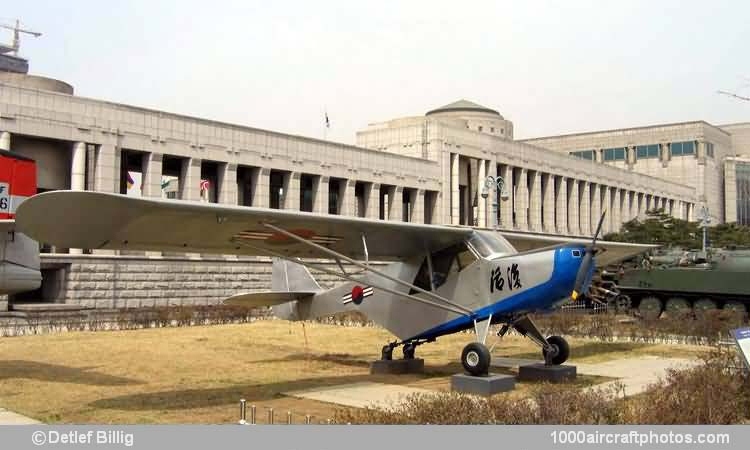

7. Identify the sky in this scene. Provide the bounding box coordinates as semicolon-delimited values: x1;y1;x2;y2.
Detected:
3;0;749;144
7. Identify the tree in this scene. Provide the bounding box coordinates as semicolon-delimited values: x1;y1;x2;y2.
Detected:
604;208;715;248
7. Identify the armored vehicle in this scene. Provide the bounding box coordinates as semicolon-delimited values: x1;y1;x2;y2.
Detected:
607;248;750;319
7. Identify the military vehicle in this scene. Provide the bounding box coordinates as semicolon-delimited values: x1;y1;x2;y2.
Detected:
600;248;750;319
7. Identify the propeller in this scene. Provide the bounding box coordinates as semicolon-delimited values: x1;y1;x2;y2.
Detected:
571;210;607;301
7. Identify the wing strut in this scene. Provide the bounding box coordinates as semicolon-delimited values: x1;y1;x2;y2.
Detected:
230;237;471;317
262;222;474;315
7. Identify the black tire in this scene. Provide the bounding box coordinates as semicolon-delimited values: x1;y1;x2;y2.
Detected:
461;342;491;376
542;335;570;365
615;295;632;314
694;298;717;319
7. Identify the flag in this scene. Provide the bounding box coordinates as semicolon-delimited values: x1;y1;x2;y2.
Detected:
325;111;330;129
126;172;135;189
161;178;171;190
200;179;210;192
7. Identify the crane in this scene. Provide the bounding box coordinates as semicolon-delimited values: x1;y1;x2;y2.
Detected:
0;19;42;57
718;90;750;102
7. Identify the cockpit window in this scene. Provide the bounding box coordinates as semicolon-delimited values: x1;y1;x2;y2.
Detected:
572;249;582;258
467;231;514;258
411;242;478;293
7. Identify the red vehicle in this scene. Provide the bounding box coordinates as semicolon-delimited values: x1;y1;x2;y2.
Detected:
0;150;41;296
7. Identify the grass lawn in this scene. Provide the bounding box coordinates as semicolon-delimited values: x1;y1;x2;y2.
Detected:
0;320;707;424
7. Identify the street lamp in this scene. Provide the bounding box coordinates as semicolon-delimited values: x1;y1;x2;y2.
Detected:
698;205;711;253
481;175;509;230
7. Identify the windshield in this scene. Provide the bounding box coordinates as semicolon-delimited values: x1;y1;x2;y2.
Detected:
467;231;515;258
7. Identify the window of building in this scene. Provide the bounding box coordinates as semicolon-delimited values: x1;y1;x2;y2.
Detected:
478;126;483;132
490;127;495;133
706;142;715;158
671;141;695;156
603;147;627;161
636;144;660;159
570;150;595;160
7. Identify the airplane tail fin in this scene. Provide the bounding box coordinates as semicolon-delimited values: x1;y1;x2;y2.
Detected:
223;258;321;319
272;257;321;293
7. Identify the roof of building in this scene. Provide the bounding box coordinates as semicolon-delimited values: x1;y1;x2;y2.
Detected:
426;99;502;118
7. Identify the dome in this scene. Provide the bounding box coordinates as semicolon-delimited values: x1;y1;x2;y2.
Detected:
426;99;502;119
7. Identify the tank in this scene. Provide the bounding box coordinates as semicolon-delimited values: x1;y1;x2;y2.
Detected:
604;248;750;319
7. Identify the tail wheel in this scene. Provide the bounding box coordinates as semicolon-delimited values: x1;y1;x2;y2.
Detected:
542;335;570;365
638;296;662;320
694;298;717;318
665;297;691;318
461;342;491;376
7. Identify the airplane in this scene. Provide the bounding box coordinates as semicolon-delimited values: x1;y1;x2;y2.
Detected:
15;191;652;376
0;219;42;295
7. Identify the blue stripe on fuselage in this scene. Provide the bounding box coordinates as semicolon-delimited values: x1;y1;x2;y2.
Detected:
407;246;585;342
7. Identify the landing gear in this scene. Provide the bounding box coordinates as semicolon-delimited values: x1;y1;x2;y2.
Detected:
403;343;416;360
380;338;432;361
511;315;569;366
542;335;570;365
461;342;491;376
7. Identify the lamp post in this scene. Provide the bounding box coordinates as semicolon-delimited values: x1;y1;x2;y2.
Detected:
698;205;711;253
480;175;509;230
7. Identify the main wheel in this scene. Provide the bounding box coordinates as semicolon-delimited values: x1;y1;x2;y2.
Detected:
542;335;570;365
461;342;491;376
723;301;747;314
615;295;632;314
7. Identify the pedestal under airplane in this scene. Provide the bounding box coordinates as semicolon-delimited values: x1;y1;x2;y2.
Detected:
16;191;652;376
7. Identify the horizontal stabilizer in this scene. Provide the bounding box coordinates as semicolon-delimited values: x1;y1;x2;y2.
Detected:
223;291;315;308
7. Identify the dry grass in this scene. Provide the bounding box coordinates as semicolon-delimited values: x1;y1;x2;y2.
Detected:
0;320;706;424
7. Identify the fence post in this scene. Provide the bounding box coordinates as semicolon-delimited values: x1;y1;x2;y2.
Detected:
239;399;246;425
287;411;292;425
250;405;256;425
267;407;274;425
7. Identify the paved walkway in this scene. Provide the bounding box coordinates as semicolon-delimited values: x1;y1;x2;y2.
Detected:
0;408;41;425
285;382;433;409
492;355;700;396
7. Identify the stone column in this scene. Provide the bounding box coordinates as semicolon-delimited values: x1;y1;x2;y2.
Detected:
339;179;357;216
451;153;460;225
579;181;591;235
612;189;622;232
499;165;513;228
627;191;636;222
542;173;555;232
389;186;403;221
365;183;380;219
95;143;120;193
0;131;10;150
412;189;425;224
141;153;163;198
69;142;87;254
601;186;612;233
477;159;487;227
529;170;542;232
283;172;300;210
218;163;239;205
567;179;580;235
555;175;568;234
180;158;202;201
487;160;498;228
71;142;87;191
313;175;328;214
591;184;601;229
515;168;529;230
638;193;646;218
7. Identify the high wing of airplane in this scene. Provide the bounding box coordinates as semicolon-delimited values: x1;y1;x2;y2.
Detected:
16;191;654;376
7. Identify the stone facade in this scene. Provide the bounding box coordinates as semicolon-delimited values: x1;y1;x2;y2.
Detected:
0;82;702;308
